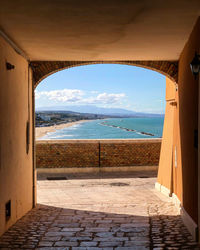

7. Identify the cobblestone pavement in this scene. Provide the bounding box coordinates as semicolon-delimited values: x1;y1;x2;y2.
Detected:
0;171;199;249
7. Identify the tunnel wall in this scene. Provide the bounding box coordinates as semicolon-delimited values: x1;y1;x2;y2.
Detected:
156;17;200;239
0;36;33;236
175;17;199;225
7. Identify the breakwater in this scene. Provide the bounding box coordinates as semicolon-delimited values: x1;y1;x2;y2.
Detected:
101;121;155;136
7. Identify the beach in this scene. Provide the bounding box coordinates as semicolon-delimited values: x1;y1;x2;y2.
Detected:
36;117;164;140
36;120;89;139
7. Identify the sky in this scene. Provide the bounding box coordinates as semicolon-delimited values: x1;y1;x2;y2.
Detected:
35;64;166;114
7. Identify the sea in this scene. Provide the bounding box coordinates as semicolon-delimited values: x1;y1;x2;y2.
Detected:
40;117;164;140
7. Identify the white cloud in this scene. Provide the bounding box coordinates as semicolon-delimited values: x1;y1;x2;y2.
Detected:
36;89;126;105
82;93;125;105
96;93;125;104
35;89;84;102
35;90;41;100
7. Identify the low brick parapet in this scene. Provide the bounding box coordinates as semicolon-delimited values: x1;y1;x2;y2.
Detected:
36;139;161;169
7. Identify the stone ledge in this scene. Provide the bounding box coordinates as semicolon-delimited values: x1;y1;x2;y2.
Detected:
37;165;158;174
37;138;162;144
155;182;198;241
155;182;171;196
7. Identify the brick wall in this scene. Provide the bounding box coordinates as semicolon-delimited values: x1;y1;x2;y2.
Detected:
32;61;178;87
36;139;161;168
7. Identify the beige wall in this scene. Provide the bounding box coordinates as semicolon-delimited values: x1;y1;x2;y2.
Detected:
0;36;33;236
157;78;176;192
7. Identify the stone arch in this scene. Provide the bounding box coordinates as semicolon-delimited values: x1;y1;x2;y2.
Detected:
30;60;178;89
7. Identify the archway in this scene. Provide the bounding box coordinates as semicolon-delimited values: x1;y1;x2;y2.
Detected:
32;62;183;248
34;63;176;198
31;60;178;88
35;63;167;172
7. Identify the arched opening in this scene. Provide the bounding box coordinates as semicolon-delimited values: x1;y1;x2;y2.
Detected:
34;63;177;225
31;60;178;89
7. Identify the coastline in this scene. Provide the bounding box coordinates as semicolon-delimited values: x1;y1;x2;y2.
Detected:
35;117;163;140
35;120;90;139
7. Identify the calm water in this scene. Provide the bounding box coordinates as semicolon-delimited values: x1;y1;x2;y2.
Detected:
41;117;164;140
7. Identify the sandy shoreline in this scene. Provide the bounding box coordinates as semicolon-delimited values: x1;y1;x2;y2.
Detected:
36;120;90;139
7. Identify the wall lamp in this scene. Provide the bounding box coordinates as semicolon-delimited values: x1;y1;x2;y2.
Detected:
6;62;15;70
190;52;200;79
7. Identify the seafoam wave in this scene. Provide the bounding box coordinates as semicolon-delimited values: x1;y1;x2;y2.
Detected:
63;124;81;130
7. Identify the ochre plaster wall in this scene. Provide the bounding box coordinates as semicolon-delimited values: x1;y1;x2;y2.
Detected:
157;78;176;192
157;18;199;224
36;139;161;168
0;36;33;236
174;18;200;223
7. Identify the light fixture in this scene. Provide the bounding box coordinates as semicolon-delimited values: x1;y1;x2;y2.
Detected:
190;52;200;79
6;62;15;70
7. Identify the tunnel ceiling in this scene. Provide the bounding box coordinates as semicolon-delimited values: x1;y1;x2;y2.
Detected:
0;0;199;61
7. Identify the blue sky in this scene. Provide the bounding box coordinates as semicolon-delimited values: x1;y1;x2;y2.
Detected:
35;64;166;114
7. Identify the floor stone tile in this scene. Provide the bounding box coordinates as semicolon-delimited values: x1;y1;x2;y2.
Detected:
0;171;199;249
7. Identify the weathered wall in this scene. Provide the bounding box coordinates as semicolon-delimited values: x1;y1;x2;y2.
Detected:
36;139;161;168
173;18;200;224
0;36;33;236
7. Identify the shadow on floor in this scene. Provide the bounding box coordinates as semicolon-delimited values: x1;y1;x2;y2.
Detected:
0;204;199;249
37;170;158;181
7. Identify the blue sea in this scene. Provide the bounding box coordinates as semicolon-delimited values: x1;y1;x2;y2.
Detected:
40;117;164;140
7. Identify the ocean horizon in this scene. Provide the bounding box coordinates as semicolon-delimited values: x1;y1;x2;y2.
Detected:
40;117;164;140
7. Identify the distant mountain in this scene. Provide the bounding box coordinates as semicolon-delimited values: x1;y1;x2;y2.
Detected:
36;105;164;117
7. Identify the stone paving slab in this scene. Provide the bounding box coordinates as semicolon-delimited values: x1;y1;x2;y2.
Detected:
0;171;199;249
